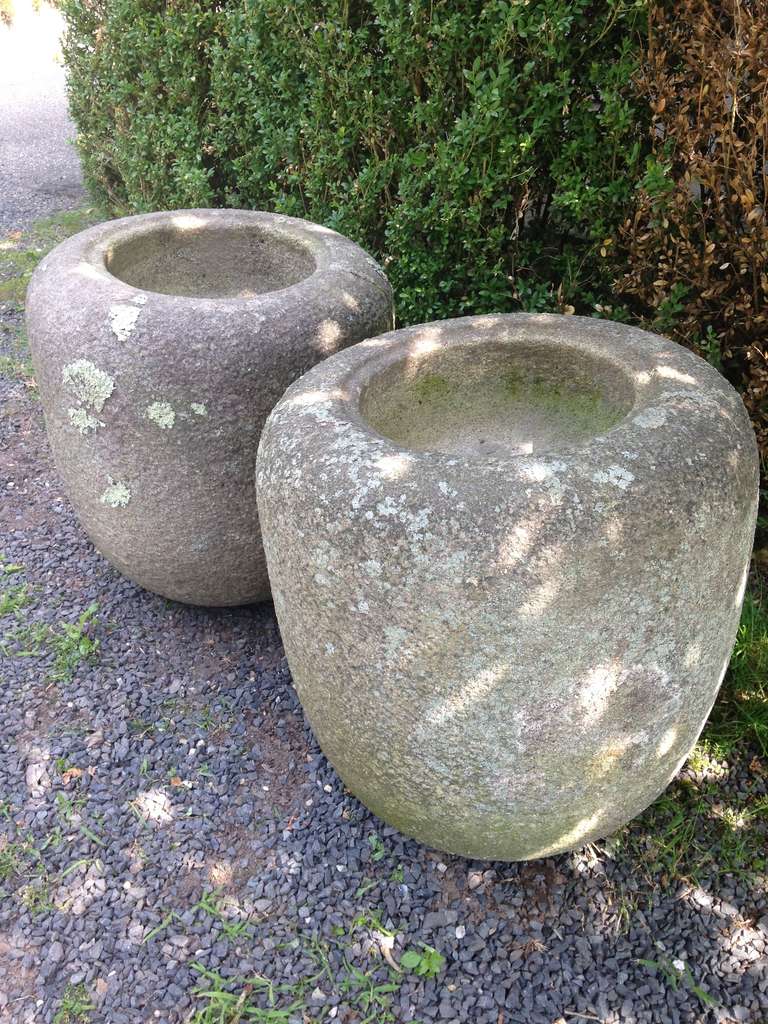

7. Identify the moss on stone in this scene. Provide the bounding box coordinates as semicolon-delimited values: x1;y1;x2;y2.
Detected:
411;374;451;401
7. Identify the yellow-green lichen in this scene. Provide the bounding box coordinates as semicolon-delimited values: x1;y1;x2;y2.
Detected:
145;401;175;429
190;402;208;417
62;359;114;412
100;477;130;508
68;407;104;435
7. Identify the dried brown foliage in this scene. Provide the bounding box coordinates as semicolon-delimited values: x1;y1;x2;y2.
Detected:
618;0;768;468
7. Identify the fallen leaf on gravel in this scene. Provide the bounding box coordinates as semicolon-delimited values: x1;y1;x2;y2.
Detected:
376;931;400;972
169;776;183;787
61;768;82;784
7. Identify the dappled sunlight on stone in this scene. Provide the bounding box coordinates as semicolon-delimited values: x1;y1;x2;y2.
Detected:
314;318;342;355
374;453;413;480
75;261;106;282
208;858;234;887
684;641;702;668
587;737;635;778
655;364;697;385
130;788;174;825
656;726;678;758
424;663;506;727
494;523;535;568
287;387;347;408
302;221;335;235
525;810;606;860
170;213;209;232
519;573;561;619
55;860;107;917
579;663;621;723
735;561;750;609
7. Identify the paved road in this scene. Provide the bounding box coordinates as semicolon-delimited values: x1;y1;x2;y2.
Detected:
0;0;85;234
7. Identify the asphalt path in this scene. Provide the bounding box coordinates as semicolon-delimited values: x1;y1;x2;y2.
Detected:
0;0;85;234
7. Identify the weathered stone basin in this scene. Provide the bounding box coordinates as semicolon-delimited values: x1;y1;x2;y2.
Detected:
256;313;759;860
26;209;394;605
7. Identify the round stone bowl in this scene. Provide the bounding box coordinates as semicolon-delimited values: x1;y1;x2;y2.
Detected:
26;208;394;605
256;313;759;861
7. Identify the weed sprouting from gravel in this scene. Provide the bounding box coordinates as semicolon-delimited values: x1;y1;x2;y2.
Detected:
49;601;101;681
189;964;306;1023
399;943;446;980
636;954;718;1010
53;982;94;1024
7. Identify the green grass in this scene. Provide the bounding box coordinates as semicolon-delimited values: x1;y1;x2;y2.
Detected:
0;557;31;617
0;837;38;883
1;602;101;680
49;601;101;681
20;878;55;915
0;208;104;391
189;964;309;1024
53;982;93;1024
188;930;424;1024
620;776;768;886
0;327;36;389
706;588;768;756
0;581;31;616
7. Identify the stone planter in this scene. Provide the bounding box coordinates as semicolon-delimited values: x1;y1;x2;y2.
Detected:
256;313;759;861
26;209;394;605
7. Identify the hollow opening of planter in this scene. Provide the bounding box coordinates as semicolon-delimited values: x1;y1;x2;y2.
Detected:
105;222;317;298
360;342;636;457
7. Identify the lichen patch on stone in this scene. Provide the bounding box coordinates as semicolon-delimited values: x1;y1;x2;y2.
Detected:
592;465;635;490
100;476;130;508
62;359;115;413
633;407;668;429
145;401;176;429
109;303;142;342
68;407;104;435
190;402;208;417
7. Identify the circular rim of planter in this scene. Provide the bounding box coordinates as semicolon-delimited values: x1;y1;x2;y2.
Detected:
268;311;753;483
36;206;392;317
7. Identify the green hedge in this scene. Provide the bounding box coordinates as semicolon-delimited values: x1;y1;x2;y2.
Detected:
61;0;650;325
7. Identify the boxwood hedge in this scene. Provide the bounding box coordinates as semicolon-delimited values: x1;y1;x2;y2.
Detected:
61;0;651;325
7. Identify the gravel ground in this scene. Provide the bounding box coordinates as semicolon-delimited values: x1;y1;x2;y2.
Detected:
1;332;768;1024
0;1;85;234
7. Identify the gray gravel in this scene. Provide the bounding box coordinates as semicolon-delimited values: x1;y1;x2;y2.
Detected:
1;363;768;1024
0;1;85;234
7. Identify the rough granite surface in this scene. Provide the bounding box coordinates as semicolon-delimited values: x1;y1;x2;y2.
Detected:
256;313;760;861
25;208;394;605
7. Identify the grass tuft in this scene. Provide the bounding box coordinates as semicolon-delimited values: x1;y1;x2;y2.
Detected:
53;982;94;1024
706;588;768;757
